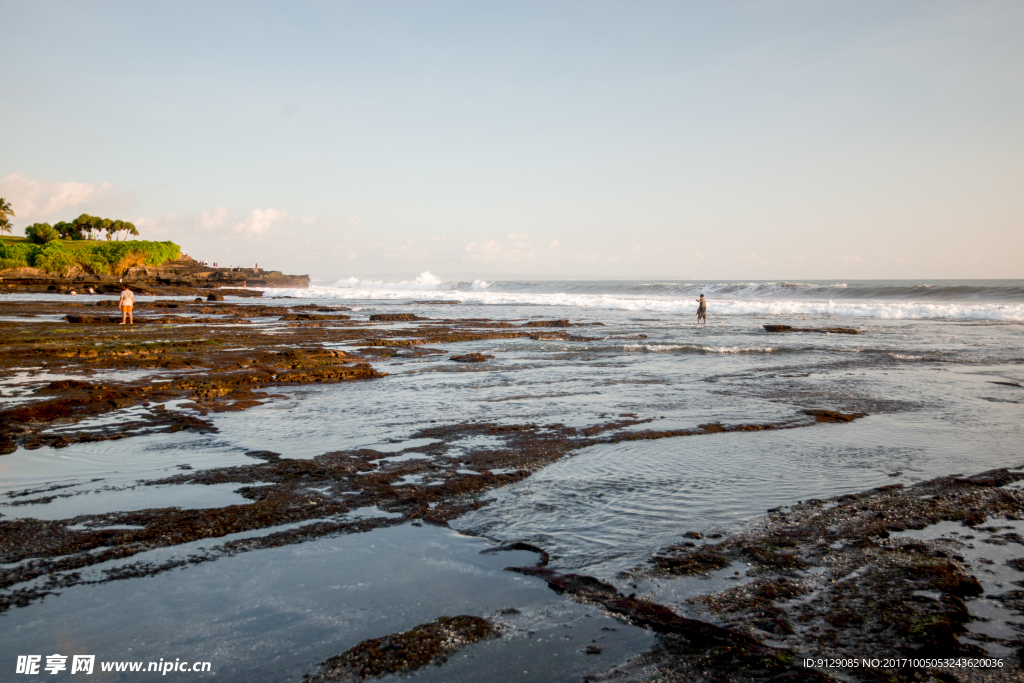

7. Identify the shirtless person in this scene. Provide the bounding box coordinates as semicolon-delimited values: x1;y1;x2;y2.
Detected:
119;285;135;325
696;294;707;324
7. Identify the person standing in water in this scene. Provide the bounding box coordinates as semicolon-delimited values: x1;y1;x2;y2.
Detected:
119;285;135;326
696;294;707;324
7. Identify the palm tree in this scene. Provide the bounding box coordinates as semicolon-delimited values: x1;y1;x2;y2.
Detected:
0;198;13;235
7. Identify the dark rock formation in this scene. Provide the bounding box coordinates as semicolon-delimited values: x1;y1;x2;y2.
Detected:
623;468;1024;680
764;325;859;334
369;313;419;322
450;353;493;363
305;616;496;681
279;313;350;321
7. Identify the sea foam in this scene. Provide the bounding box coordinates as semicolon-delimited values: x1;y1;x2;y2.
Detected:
262;284;1024;322
327;272;493;292
624;344;776;354
330;272;444;290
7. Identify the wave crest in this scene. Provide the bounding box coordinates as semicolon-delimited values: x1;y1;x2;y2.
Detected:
330;271;444;290
263;285;1024;321
327;272;493;292
624;344;776;354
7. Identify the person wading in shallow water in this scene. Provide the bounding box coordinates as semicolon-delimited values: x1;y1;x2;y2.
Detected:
119;285;135;326
696;293;707;324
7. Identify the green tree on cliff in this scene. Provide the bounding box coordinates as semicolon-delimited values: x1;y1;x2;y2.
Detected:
0;198;14;235
57;214;140;241
25;223;60;244
54;219;83;240
106;219;139;241
71;214;100;240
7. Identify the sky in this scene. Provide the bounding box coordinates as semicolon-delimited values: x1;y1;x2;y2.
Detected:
2;1;1022;282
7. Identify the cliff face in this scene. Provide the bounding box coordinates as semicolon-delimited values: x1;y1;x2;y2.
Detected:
0;257;309;294
132;258;310;289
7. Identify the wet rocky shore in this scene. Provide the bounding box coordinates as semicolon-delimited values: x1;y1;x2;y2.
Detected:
296;468;1024;683
1;293;1022;681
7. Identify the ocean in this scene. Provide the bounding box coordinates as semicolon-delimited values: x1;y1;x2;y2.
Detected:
276;274;1024;321
1;277;1022;681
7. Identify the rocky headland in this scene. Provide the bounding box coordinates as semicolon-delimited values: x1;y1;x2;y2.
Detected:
0;256;309;295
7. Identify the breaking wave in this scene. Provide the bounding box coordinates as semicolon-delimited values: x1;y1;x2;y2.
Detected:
624;344;776;354
329;272;492;291
311;276;1024;300
263;282;1024;322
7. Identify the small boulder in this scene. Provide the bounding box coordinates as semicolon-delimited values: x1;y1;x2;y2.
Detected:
450;353;493;363
207;293;224;301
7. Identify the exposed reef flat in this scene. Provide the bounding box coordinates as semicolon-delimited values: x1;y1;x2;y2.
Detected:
611;468;1024;682
0;296;871;617
297;469;1024;682
0;413;868;613
3;294;1020;682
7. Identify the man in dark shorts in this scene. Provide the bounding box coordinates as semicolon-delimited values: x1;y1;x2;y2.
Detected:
696;294;706;324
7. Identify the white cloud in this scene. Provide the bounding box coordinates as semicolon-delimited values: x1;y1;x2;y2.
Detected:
300;214;318;225
146;206;295;238
549;240;560;249
132;216;167;238
507;232;528;241
200;207;229;230
735;251;768;265
349;214;362;226
464;236;538;263
463;240;503;261
0;172;134;224
234;208;289;236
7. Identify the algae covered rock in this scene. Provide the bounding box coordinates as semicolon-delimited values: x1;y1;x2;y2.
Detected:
450;353;493;363
307;615;496;681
